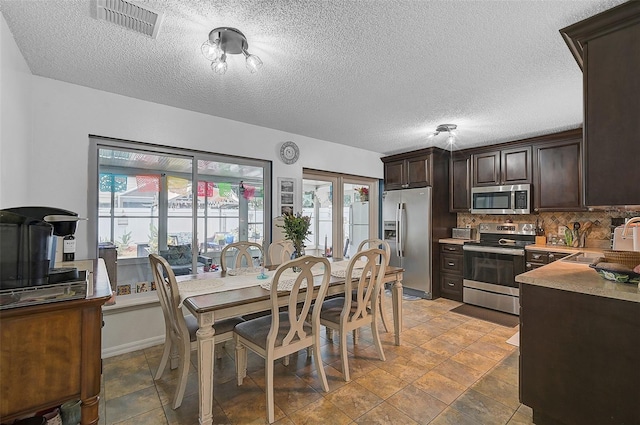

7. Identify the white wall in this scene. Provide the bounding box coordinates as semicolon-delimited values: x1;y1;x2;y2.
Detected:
24;77;384;259
1;15;385;356
0;13;31;206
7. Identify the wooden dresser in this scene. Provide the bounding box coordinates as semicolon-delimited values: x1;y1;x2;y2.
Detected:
0;260;111;425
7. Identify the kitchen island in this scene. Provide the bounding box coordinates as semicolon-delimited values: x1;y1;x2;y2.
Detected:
516;258;640;425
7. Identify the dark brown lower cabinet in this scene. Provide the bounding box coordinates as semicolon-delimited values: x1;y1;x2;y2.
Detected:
439;243;463;301
520;284;640;425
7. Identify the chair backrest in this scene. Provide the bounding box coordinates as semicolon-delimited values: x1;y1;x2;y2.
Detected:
220;241;264;271
356;238;391;266
343;248;388;324
268;240;295;266
267;255;331;350
149;254;189;342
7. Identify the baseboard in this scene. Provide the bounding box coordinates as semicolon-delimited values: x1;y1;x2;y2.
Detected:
102;335;165;358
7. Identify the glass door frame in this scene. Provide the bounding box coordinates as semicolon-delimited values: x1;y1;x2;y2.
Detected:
89;136;272;288
302;169;379;260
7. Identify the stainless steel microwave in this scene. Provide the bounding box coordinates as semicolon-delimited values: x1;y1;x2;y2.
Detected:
471;184;531;214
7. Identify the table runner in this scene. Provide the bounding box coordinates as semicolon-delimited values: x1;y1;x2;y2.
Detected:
178;260;368;303
328;259;367;278
258;262;327;291
178;274;262;306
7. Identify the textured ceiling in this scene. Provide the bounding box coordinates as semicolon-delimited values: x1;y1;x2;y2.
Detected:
0;0;627;154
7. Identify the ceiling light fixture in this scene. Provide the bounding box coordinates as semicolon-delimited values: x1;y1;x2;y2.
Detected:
427;123;458;149
201;27;262;75
434;124;457;136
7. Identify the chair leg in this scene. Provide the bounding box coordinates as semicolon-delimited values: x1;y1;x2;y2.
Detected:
340;329;350;382
371;319;386;362
172;337;191;409
235;338;247;385
266;359;275;423
154;335;172;380
169;335;180;370
313;338;329;392
283;355;290;366
379;287;391;333
352;328;359;344
326;327;333;341
215;343;223;360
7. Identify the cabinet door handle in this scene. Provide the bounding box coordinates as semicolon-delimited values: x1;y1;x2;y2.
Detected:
446;247;456;251
549;254;555;260
526;262;532;268
532;254;542;259
447;282;455;287
448;262;455;267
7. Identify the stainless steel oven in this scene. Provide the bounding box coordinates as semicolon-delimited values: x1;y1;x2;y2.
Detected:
462;223;535;315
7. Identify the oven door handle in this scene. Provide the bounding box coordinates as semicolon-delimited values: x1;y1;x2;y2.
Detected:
462;245;525;256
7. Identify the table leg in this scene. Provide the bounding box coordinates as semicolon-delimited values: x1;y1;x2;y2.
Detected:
391;273;403;346
196;312;216;425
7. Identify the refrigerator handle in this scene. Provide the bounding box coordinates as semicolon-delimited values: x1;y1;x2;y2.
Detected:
397;203;405;257
395;204;401;256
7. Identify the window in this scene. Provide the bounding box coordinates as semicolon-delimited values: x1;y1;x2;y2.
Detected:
90;137;271;297
302;170;379;258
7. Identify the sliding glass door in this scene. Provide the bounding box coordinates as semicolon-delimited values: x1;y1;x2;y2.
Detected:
92;137;270;297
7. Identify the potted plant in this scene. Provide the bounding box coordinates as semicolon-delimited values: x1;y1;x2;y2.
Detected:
356;187;369;202
278;212;312;259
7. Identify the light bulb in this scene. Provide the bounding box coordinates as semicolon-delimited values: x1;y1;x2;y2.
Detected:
212;54;228;75
245;53;263;73
201;40;221;61
447;134;455;145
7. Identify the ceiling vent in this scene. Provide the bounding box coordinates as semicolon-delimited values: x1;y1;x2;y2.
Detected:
95;0;164;39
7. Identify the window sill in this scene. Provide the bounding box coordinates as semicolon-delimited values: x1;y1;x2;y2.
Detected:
103;291;159;314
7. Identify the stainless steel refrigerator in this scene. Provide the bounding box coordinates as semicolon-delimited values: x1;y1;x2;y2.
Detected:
382;187;433;298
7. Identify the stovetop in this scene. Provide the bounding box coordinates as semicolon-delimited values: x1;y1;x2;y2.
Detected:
472;222;536;249
469;239;534;249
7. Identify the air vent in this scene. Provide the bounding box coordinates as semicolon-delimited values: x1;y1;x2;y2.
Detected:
96;0;164;39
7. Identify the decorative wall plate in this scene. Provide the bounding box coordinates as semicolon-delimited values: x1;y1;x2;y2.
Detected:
280;141;300;164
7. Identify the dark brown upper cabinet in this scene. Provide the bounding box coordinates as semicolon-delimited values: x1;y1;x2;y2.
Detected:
450;152;471;212
560;2;640;206
472;146;531;187
383;153;431;190
533;135;585;212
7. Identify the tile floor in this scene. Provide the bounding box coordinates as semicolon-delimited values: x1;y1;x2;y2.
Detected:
99;297;534;425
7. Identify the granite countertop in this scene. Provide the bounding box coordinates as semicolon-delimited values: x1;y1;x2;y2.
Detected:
516;256;640;303
525;244;603;254
439;238;474;245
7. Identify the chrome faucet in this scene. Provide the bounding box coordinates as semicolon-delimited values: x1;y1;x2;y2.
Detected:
622;216;640;252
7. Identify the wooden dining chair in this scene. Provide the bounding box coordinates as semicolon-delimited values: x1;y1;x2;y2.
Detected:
149;254;243;409
356;238;392;334
234;255;331;423
267;239;294;266
220;241;264;271
320;248;388;382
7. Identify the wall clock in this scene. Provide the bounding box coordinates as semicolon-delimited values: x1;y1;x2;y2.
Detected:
279;141;300;164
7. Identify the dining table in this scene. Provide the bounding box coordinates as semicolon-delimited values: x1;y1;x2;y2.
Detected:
178;260;405;425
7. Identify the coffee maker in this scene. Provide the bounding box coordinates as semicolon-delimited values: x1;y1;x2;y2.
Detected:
0;206;85;288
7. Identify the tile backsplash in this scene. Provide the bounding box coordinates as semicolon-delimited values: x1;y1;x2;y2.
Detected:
457;210;640;249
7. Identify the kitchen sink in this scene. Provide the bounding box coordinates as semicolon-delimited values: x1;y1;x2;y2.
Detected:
561;251;602;265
